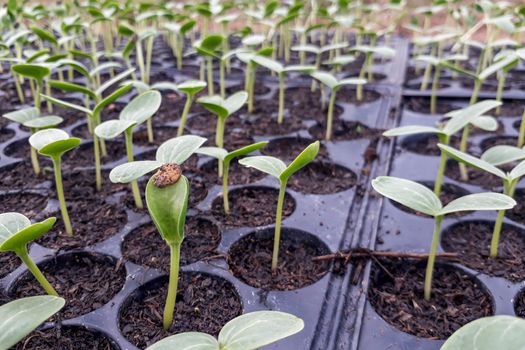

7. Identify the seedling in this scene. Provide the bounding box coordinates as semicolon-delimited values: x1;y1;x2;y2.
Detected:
251;55;315;124
438;144;525;258
239;141;319;271
383;100;502;195
11;63;50;111
110;135;206;330
193;34;224;96
0;212;60;296
372;176;515;300
310;71;366;141
2;107;63;175
196;141;269;213
442;315;525;350
349;45;395;97
95;90;162;208
146;311;304;350
197;91;248;176
174;80;207;136
29;129;81;235
163;20;196;69
0;296;65;350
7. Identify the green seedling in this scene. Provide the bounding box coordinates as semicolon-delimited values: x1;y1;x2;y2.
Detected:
349;45;395;94
193;34;224;96
95;90;162;208
310;71;366;141
383;100;502;195
442;315;525;350
0;212;60;296
372;176;515;300
239;141;319;271
110;135;206;330
11;63;50;111
323;55;357;74
2;107;63;175
163;20;196;69
146;311;304;350
196;141;269;214
0;296;65;350
438;143;525;258
197;91;248;176
174;80;207;136
251;55;315;124
29;129;81;235
215;13;238;73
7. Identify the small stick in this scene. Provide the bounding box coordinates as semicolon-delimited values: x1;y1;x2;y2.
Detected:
313;249;458;262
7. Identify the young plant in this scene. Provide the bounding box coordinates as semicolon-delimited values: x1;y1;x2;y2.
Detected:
193;34;223;96
29;129;81;235
95;90;162;208
438;144;525;258
239;141;319;271
372;176;515;300
349;45;395;96
196;141;269;214
2;107;63;175
383;100;502;195
310;71;366;141
175;80;207;136
0;212;60;296
252;55;315;124
146;311;304;350
11;63;50;111
197;91;248;176
110;135;206;330
0;296;65;349
163;20;196;70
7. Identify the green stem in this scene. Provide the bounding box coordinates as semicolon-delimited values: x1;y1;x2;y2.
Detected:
495;74;505;115
272;180;287;271
424;215;443;301
278;74;285;124
490;181;516;258
248;64;255;113
518;108;525;148
220;60;225;98
434;148;448;196
222;161;230;214
30;129;41;176
14;73;25;103
430;65;441;115
207;56;214;96
326;89;337;141
137;40;145;83
199;60;205;81
420;44;437;91
145;36;154;85
147;119;154;143
93;126;102;191
17;246;58;296
458;79;481;181
216;117;225;177
35;80;42;111
163;243;181;330
52;157;73;235
178;94;193;137
125;130;143;208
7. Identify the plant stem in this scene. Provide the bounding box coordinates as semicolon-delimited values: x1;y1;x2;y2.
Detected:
326;89;337;141
434;149;448;196
14;73;25;103
216;117;225;177
278;74;285;124
125;130;143;209
52;157;73;235
207;56;214;95
424;215;443;301
458;79;481;180
420;44;436;91
518;108;525;148
30;128;41;175
495;73;505;115
93;129;102;191
163;243;181;330
430;65;441;115
222;161;230;214
272;180;287;271
145;36;154;85
17;246;58;296
490;180;516;258
146;119;154;143
248;63;255;113
220;60;225;98
177;94;193;137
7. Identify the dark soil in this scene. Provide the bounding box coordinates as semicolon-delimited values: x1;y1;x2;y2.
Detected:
261;136;329;161
288;162;357;194
337;87;381;104
62;141;124;169
0;128;14;143
513;289;525;318
0;162;53;190
242;109;305;136
390;182;470;218
442;220;525;282
0;252;19;279
488;100;524;118
506;189;525;225
36;197;127;250
0;192;48;219
404;97;459;115
122;217;221;269
445;160;502;189
12;253;126;319
133;126;179;146
309;120;379;141
203;130;255;151
186;113;246;138
59;169;129;198
480;136;518;152
368;259;493;339
119;273;242;349
198;159;266;185
4;138;48;163
284;87;343;121
400;134;462;156
212;187;295;227
15;326;117;350
228;229;330;290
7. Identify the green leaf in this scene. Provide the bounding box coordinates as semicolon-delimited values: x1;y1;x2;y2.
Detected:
280;141;319;182
146;175;189;244
310;71;338;89
196;147;228;161
31;26;58;46
242;34;266;46
23;116;63;129
218;311;304;350
437;144;505;179
335;77;367;89
194;34;223;57
2;107;40;124
441;315;525;350
224;91;248;115
481;145;525;166
439;192;516;216
0;213;31;243
0;296;65;349
95;120;136;139
156;135;207;164
176;80;207;96
383;125;443;137
26;48;50;63
90;62;122;77
120;90;161;124
479;53;519;81
0;216;56;252
12;63;50;81
225;141;269;163
371;176;442;216
93;83;134;118
146;332;219;350
471;115;498;131
509;160;525;181
282;65;316;73
197;92;248;119
442;100;502;135
150;82;179;92
95;67;135;97
252;55;284;73
320;42;350;53
55;59;90;78
41;94;92;115
239;156;286;179
291;45;320;54
109;160;163;183
29;128;80;157
48;80;97;100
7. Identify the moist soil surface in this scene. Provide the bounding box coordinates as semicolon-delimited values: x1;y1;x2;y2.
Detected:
308;120;378;141
368;259;493;339
441;220;525;282
288;162;357;194
480;136;519;152
62;141;124;168
198;159;266;185
260;137;330;161
337;87;381;105
211;187;295;227
12;253;126;319
0;192;48;219
0;128;14;143
0;162;54;190
400;134;462;156
445;160;502;189
228;229;330;290
283;87;344;121
36;197;127;250
119;273;242;349
122;217;221;269
404;97;459;115
506;189;525;225
0;252;19;279
15;326;117;350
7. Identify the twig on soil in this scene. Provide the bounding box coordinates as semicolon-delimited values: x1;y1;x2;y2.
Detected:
313;248;459;262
